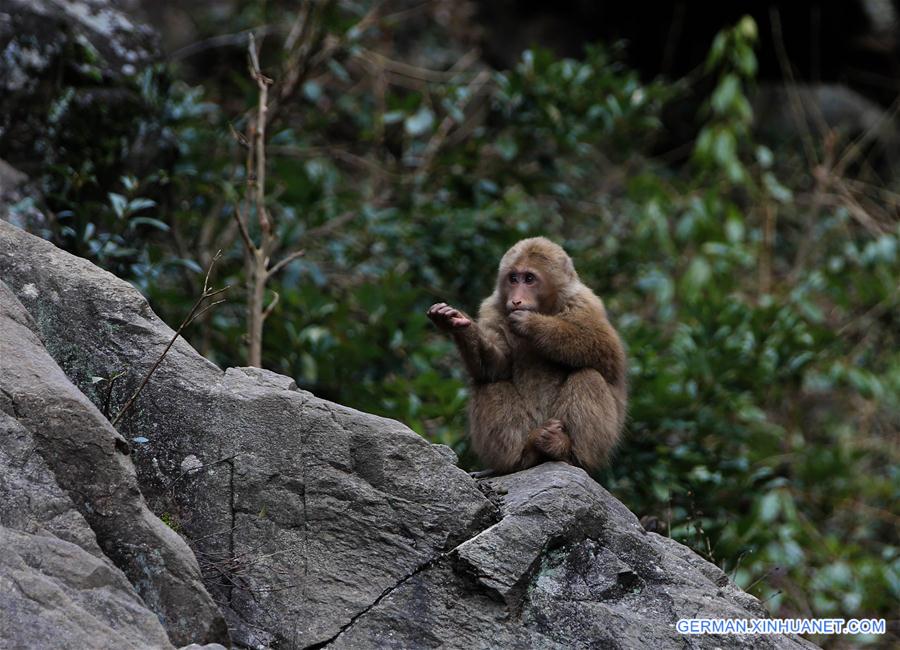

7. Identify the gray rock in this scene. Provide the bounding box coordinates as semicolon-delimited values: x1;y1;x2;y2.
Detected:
0;0;156;94
0;0;167;188
0;406;102;558
0;220;819;649
0;412;173;649
753;83;900;169
328;463;816;649
0;527;174;650
0;278;228;646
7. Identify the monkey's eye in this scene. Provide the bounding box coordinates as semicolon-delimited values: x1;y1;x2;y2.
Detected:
524;273;536;284
508;273;519;284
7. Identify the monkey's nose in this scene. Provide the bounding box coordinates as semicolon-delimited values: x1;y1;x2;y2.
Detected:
512;300;521;306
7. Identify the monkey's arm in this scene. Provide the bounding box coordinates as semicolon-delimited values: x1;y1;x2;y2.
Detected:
452;323;512;383
428;302;512;382
511;305;625;386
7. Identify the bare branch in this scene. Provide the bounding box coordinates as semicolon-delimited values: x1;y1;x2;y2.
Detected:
202;250;223;293
204;285;231;300
111;256;230;427
769;8;819;168
193;299;228;322
356;47;480;83
833;94;900;178
232;203;256;253
267;249;306;279
166;453;241;492
248;33;273;237
305;210;356;239
100;370;126;418
268;144;403;180
262;291;280;321
228;122;251;149
419;69;492;174
169;26;279;61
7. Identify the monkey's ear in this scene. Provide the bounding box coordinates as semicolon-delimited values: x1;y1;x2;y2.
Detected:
561;253;575;278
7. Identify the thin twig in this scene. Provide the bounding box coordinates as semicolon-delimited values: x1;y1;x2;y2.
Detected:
746;566;779;593
267;249;306;279
248;33;273;237
166;453;241;492
262;290;280;321
356;47;480;83
304;210;356;239
268;144;403;179
232;202;256;253
419;69;492;174
101;371;126;418
193;298;227;321
760;590;782;605
769;8;819;168
169;26;280;61
832;94;900;178
111;253;229;426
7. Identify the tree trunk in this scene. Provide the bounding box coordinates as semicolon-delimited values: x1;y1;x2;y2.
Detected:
247;251;266;367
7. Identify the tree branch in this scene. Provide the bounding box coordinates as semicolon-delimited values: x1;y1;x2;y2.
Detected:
262;290;280;321
111;253;229;427
232;202;256;253
267;249;306;279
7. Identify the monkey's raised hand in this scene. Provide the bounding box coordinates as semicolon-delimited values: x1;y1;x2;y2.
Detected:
427;302;472;331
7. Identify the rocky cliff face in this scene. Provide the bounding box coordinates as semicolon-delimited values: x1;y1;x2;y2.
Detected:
0;0;162;175
0;236;227;647
0;219;818;649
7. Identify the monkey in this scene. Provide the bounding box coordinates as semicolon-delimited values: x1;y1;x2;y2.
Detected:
427;237;626;474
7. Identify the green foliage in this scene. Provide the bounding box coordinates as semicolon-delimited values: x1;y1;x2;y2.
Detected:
159;512;182;533
10;49;174;282
32;9;898;640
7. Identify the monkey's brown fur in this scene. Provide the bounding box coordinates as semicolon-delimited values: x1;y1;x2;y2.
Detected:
428;237;627;473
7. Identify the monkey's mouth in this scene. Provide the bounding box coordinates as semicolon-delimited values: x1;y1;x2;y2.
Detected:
507;306;537;313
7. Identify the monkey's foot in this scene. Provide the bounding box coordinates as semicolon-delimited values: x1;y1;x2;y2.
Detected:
534;419;573;461
469;468;497;479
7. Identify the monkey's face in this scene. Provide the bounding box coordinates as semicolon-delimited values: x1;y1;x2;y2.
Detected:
504;266;556;314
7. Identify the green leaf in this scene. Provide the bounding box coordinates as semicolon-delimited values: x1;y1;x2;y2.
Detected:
711;75;741;115
129;217;170;232
738;16;758;42
127;198;156;213
713;129;737;165
108;192;127;218
760;491;781;522
763;172;793;203
682;257;712;297
755;145;774;168
302;81;322;101
120;175;138;192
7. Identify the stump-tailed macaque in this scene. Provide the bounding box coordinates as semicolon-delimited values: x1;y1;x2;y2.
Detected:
427;237;626;473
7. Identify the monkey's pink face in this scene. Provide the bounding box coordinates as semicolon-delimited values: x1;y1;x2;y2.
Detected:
505;267;550;313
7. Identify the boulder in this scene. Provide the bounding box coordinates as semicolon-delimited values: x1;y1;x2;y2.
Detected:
0;220;818;649
330;462;817;648
0;278;228;646
0;408;174;649
0;0;167;183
